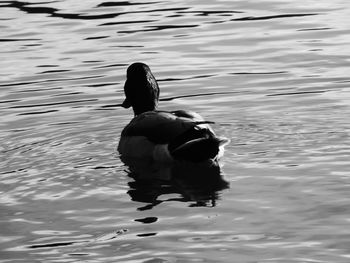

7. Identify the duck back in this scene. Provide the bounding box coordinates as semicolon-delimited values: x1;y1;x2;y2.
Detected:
118;110;228;162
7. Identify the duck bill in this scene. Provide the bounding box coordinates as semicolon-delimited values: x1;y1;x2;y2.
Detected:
121;98;132;108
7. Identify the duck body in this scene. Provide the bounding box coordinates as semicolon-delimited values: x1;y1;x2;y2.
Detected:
118;63;229;163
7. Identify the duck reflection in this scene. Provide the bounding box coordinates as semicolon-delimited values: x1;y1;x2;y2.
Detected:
120;157;229;210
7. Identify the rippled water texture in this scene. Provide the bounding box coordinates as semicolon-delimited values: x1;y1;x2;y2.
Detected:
1;0;350;262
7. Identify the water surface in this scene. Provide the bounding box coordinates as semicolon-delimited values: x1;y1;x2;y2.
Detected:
1;0;350;262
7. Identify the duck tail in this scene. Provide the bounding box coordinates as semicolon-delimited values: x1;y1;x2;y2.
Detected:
170;136;230;162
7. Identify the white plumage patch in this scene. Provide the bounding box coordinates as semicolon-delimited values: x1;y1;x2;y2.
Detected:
153;144;173;163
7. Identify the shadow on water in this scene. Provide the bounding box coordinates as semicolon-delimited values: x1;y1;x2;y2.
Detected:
120;157;229;210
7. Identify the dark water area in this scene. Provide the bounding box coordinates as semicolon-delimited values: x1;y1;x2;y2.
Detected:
1;0;350;262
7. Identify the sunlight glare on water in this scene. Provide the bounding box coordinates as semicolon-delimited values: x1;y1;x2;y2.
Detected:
1;0;350;262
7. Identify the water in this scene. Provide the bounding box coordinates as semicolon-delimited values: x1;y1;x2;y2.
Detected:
1;0;350;262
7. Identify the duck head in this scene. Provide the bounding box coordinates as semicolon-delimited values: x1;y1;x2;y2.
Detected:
122;62;160;116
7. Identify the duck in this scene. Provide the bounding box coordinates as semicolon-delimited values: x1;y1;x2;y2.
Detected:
117;62;229;163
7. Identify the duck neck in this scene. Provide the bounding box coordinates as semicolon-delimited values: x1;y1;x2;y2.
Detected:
133;101;158;116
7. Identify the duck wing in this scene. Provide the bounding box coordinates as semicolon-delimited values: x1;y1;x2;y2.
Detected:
121;111;212;144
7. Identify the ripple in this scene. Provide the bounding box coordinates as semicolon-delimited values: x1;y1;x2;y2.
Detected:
9;98;98;109
1;0;350;262
134;217;158;224
0;38;41;42
0;75;104;87
118;24;198;34
181;233;271;243
22;229;128;250
17;109;58;115
97;1;159;8
232;13;318;21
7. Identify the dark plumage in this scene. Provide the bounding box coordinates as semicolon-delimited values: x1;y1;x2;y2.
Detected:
122;62;159;115
118;62;229;162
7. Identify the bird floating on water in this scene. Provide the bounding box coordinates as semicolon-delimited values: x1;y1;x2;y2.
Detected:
118;62;229;163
